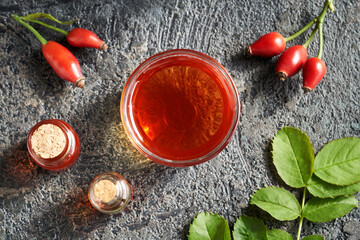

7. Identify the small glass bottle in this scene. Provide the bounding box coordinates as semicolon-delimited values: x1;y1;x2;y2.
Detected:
27;119;81;171
88;172;132;214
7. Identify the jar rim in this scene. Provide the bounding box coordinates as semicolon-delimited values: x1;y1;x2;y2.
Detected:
120;49;240;167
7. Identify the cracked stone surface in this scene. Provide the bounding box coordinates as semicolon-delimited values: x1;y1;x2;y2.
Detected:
0;0;359;239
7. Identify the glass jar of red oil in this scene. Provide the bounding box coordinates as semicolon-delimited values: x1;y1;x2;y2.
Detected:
121;49;240;167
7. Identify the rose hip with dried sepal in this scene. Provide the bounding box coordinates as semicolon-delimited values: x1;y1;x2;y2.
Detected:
67;28;107;50
18;14;108;51
302;57;327;93
11;14;86;88
42;41;85;87
275;45;307;81
245;0;335;93
246;32;286;57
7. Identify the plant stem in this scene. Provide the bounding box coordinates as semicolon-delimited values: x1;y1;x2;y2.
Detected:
316;0;331;59
297;188;307;240
11;14;47;45
21;12;78;25
285;0;334;52
28;19;69;36
284;18;316;42
318;23;324;59
303;27;318;49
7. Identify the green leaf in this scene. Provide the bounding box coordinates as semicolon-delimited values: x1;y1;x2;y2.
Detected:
21;13;78;25
233;215;267;240
301;235;324;240
272;127;314;188
307;175;360;198
314;137;360;185
250;187;301;221
303;195;358;222
188;212;231;240
267;229;293;240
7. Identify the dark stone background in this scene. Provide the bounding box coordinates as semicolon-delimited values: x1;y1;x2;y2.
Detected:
0;0;359;239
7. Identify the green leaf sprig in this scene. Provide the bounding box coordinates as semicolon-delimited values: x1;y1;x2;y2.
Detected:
188;127;360;240
256;127;359;240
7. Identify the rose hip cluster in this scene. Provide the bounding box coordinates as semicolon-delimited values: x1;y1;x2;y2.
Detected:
246;0;334;93
11;13;107;88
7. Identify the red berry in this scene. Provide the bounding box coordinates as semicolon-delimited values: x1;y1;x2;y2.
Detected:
247;32;286;57
275;45;307;81
42;41;85;88
67;28;107;50
302;57;327;93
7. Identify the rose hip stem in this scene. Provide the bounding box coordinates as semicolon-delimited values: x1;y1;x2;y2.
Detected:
11;14;85;88
284;0;334;45
284;18;317;43
315;0;334;59
11;14;47;45
27;19;107;50
20;12;78;25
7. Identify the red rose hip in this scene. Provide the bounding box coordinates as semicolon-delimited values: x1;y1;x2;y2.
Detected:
67;28;107;50
246;32;286;57
302;57;327;92
276;45;307;81
42;41;85;87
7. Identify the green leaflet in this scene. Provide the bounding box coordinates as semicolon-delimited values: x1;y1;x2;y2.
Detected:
272;127;314;188
250;187;301;221
267;229;293;240
233;215;267;240
314;137;360;186
303;195;358;222
21;13;78;25
301;235;324;240
188;212;231;240
188;131;360;240
307;175;360;198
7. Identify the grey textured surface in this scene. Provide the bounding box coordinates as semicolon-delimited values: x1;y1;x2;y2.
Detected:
0;0;359;239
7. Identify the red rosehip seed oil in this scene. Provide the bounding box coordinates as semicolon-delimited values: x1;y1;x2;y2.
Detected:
131;64;234;160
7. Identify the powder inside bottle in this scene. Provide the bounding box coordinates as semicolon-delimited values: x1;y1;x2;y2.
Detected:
93;180;117;203
30;124;66;159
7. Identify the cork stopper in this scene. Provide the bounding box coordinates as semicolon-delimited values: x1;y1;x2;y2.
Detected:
30;124;66;159
93;179;117;203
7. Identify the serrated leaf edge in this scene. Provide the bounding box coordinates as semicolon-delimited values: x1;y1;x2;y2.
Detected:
271;126;315;188
306;176;360;199
267;228;294;240
303;196;358;222
233;215;267;240
313;137;360;186
250;186;301;220
188;212;229;240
